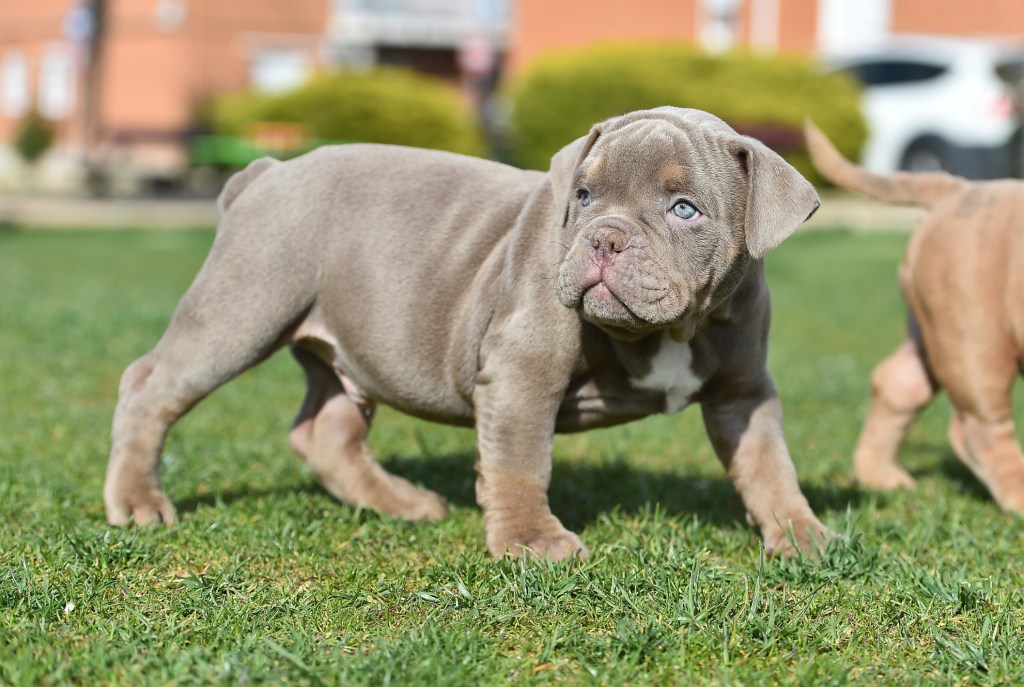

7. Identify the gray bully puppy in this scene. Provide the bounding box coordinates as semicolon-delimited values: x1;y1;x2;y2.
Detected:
105;107;830;559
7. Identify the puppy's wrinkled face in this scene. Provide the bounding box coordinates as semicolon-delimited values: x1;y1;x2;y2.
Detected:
555;118;750;339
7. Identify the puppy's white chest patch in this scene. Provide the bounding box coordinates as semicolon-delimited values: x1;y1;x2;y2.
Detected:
631;336;703;414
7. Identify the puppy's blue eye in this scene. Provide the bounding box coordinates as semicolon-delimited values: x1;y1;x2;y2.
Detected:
671;201;699;220
577;189;591;206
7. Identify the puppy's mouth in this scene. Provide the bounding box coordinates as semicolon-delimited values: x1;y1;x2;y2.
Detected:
558;254;681;333
565;273;679;343
580;279;643;325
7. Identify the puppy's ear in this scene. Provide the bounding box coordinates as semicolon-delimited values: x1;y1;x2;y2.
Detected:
549;124;603;227
732;137;820;258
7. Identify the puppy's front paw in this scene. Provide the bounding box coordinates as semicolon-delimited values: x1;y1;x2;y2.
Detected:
761;515;833;558
486;515;588;561
105;488;178;527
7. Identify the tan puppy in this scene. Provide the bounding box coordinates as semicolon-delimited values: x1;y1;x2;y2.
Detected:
105;107;830;559
806;121;1024;513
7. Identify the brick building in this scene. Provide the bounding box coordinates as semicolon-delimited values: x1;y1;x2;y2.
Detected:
508;0;1024;72
0;0;329;189
0;0;1021;190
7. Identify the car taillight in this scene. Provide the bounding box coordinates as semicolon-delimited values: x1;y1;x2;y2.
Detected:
990;91;1016;119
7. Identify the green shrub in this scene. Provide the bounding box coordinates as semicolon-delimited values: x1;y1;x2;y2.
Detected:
207;67;485;157
12;110;56;164
503;42;866;183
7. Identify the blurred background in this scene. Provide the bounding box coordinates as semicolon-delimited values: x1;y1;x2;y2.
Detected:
0;0;1021;202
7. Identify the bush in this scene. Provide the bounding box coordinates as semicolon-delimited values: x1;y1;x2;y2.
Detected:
12;110;56;164
503;42;866;183
206;67;485;157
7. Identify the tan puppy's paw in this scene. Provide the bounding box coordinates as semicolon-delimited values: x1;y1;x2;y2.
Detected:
855;464;917;491
991;472;1024;515
105;489;178;527
762;515;834;558
486;516;589;561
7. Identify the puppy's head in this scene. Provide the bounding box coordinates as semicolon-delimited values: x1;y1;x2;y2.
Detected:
551;107;819;340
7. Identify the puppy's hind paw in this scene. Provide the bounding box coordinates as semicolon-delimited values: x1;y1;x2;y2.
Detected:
335;472;449;523
992;472;1024;515
382;481;449;523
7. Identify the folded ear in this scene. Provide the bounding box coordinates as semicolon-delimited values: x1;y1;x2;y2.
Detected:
733;137;820;258
549;124;603;227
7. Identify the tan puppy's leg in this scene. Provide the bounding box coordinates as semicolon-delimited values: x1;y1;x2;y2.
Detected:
948;413;969;464
852;339;937;490
289;348;447;521
954;413;1024;512
702;377;831;557
935;338;1024;513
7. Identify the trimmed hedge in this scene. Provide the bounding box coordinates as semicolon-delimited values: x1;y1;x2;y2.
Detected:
207;67;485;157
503;42;866;182
12;110;55;164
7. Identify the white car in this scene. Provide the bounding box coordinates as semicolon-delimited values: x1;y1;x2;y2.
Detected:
830;36;1024;179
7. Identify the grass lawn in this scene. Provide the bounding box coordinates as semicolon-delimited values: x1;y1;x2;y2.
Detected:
1;227;1022;685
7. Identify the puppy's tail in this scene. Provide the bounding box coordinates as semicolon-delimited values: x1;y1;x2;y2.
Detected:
217;157;281;216
804;120;967;209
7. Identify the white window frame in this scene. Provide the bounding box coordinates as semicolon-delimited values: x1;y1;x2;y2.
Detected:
2;49;30;118
38;43;76;119
250;49;311;94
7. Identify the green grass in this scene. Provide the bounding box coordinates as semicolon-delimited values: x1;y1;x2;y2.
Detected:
2;228;1023;685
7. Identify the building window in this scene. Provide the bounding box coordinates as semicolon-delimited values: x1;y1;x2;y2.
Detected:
2;50;30;118
818;0;891;56
250;50;310;94
699;0;741;53
39;44;75;119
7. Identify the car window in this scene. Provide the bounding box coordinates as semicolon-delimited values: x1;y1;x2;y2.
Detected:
995;59;1024;85
842;60;947;86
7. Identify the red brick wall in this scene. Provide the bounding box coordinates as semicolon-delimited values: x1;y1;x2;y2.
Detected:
508;0;700;74
0;0;329;151
891;0;1024;37
777;0;819;54
101;0;329;134
0;0;75;142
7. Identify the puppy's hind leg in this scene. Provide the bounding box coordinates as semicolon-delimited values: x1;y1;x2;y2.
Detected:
106;237;316;526
289;347;448;522
105;352;181;525
852;337;937;490
106;336;287;526
936;338;1024;513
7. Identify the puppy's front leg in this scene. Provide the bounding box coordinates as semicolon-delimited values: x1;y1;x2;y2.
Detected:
473;370;586;561
701;375;831;556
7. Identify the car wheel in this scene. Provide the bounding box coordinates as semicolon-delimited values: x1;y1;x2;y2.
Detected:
900;138;948;173
185;165;230;197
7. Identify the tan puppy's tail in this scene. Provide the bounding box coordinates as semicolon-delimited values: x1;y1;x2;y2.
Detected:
804;120;968;209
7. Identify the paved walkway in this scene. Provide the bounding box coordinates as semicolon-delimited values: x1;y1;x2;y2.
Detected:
0;190;924;232
0;194;221;230
803;191;923;232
